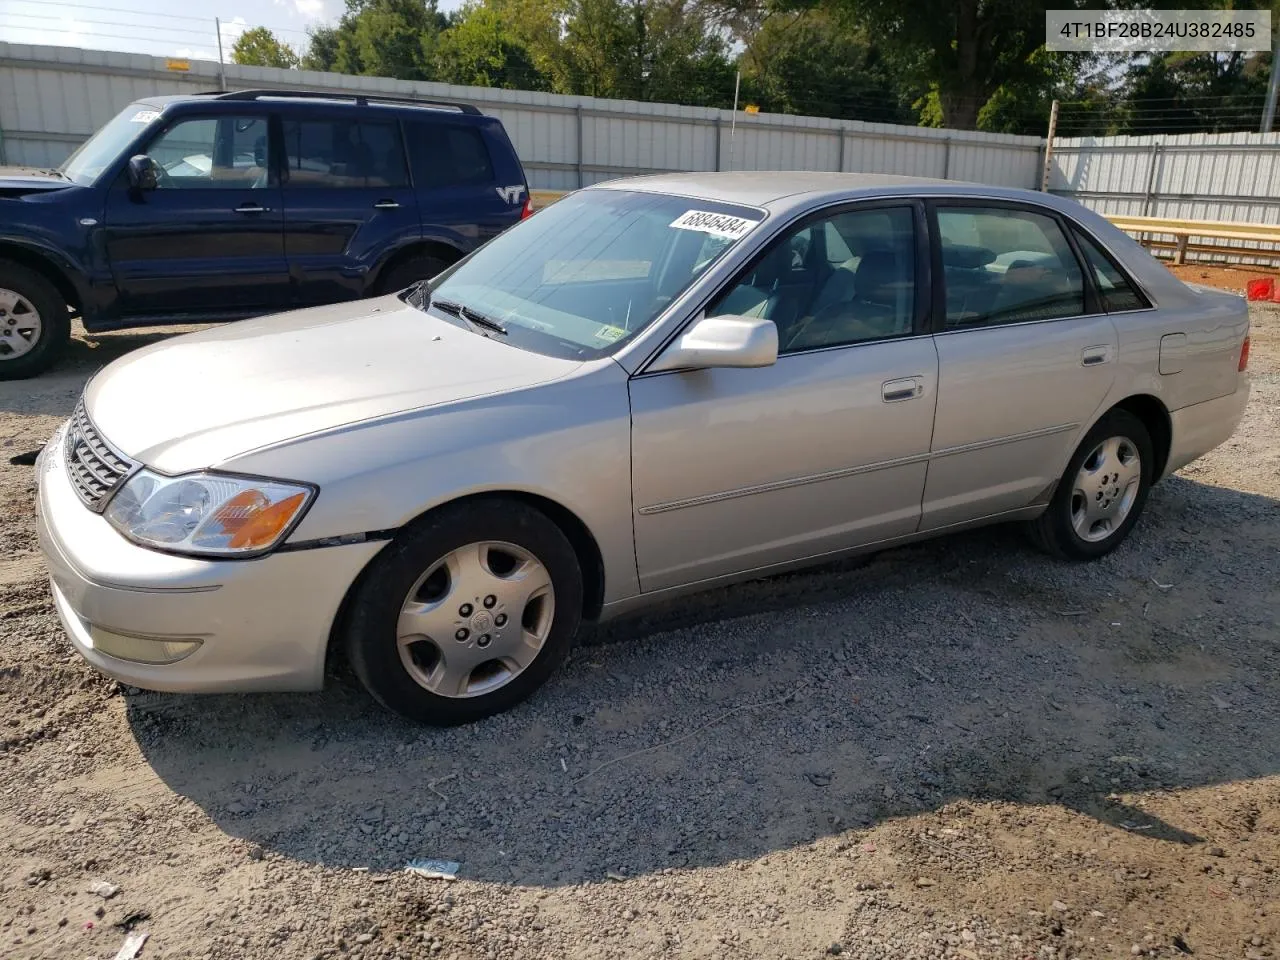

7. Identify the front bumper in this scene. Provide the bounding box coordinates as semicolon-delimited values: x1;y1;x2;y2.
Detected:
35;428;386;693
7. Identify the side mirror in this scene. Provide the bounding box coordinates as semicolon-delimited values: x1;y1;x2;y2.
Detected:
127;155;157;192
647;314;778;373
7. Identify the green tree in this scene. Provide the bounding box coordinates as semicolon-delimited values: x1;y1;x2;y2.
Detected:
318;0;447;81
433;1;551;89
739;10;914;123
231;26;299;69
300;25;341;71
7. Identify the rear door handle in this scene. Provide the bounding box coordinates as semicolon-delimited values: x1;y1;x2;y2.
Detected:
1081;345;1113;366
373;199;401;209
882;377;923;403
234;202;270;214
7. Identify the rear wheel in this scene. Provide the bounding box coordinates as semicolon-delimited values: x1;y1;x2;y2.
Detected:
1027;409;1153;560
376;254;449;296
343;500;583;725
0;262;71;381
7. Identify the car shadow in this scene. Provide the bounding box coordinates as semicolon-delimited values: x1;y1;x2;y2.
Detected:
126;474;1277;886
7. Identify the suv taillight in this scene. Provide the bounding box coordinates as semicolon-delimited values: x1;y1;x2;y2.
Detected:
1239;336;1250;372
520;195;534;219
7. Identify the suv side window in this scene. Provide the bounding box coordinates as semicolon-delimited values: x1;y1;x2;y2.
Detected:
937;206;1085;329
708;205;916;354
1072;229;1150;312
281;118;408;188
145;115;269;189
406;122;495;189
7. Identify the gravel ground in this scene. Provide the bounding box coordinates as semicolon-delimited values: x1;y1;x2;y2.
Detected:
1;298;1278;960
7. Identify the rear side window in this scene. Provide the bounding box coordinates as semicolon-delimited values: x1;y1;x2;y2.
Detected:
1073;229;1150;312
282;118;408;188
936;206;1085;329
407;123;495;189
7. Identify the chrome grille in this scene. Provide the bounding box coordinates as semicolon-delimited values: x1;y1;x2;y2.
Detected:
64;399;134;511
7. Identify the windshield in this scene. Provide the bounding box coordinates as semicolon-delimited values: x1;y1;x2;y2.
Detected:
422;190;767;360
59;103;160;185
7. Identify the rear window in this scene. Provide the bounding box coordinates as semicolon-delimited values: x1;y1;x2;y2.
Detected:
282;118;408;188
407;122;495;189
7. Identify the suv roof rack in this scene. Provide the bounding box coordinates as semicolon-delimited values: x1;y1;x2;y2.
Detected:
216;89;481;115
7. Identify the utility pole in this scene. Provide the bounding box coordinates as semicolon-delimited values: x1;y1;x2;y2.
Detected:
215;17;227;91
1040;98;1059;191
727;70;742;172
1262;33;1279;134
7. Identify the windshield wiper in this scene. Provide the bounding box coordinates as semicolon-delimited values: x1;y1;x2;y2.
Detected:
432;298;508;336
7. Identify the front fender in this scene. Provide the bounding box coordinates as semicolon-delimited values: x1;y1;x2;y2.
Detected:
220;361;641;605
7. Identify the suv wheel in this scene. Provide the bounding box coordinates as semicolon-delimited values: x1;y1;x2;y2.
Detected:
343;500;583;725
1026;409;1153;560
0;262;71;381
377;254;449;296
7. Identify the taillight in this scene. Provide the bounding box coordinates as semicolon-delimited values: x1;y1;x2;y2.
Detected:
1239;336;1250;372
520;195;533;219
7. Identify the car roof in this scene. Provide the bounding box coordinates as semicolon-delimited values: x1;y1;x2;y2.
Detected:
591;171;1067;215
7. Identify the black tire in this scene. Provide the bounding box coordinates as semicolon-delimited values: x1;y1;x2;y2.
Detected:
1026;409;1154;560
343;499;583;725
375;254;449;296
0;261;71;381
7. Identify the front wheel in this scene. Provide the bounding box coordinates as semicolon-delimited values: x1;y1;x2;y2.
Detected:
0;262;71;381
1026;409;1153;560
343;500;583;725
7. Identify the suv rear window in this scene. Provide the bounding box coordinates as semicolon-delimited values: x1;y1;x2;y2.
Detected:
406;123;495;189
282;118;408;188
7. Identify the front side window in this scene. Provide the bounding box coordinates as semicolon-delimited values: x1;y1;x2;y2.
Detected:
406;123;495;189
145;115;270;189
709;205;916;353
418;190;765;359
282;118;409;188
1073;229;1149;312
937;206;1085;329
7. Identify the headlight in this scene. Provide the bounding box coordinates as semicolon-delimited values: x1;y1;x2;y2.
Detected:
104;470;316;557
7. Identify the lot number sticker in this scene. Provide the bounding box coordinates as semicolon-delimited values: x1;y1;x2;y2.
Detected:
669;210;755;240
130;110;161;123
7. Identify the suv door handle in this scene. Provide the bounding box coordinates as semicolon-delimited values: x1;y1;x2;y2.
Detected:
373;199;401;209
234;202;270;214
1081;345;1113;367
882;377;923;403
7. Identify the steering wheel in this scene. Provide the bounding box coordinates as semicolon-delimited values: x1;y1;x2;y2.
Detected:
150;158;174;189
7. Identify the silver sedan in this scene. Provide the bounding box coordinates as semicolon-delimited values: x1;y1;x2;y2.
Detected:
36;173;1250;724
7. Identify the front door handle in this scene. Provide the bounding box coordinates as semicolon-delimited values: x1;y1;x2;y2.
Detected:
234;202;270;214
882;377;923;403
1081;344;1113;366
373;199;401;209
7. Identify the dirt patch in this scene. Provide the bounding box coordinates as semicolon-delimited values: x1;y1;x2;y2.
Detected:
1166;261;1280;294
1;312;1279;960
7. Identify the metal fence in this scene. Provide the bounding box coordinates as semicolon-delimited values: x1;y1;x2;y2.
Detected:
0;42;1042;189
1049;131;1280;264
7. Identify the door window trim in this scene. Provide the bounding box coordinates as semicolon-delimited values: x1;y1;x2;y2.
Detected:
634;197;932;377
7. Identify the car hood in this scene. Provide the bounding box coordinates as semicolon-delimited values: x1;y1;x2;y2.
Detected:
0;167;74;195
85;297;585;474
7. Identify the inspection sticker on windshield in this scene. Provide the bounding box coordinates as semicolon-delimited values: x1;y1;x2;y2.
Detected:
669;210;755;240
130;110;161;123
593;324;627;344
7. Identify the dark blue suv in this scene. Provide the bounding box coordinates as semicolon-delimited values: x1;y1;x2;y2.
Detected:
0;89;531;379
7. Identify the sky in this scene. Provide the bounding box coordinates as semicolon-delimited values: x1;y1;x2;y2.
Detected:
0;0;461;63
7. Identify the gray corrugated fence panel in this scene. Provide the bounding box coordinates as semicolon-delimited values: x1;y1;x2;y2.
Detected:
0;41;1043;189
